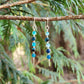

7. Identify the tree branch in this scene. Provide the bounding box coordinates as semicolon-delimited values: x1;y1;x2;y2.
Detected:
0;0;35;10
35;58;47;67
0;15;84;21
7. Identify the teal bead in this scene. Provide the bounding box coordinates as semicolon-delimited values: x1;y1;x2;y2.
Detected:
46;32;49;36
32;31;36;35
32;48;35;52
45;38;49;42
32;42;36;46
47;55;51;59
32;53;36;57
46;43;50;47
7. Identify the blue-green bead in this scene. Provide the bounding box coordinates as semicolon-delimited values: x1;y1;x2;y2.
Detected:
45;38;49;42
32;42;36;46
32;37;36;41
46;32;49;36
46;43;50;47
32;53;36;57
32;31;36;35
47;55;51;59
32;48;35;52
46;49;51;53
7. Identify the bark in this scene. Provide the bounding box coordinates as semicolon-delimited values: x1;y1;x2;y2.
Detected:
0;15;84;21
0;0;35;10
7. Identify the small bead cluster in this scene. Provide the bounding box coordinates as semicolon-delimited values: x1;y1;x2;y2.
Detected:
32;30;37;58
45;26;51;60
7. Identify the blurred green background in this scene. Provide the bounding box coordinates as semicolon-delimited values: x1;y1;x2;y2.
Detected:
0;0;84;84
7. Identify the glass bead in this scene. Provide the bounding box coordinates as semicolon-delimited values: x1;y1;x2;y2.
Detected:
32;37;36;41
32;48;35;52
46;43;50;47
46;49;51;53
47;55;51;59
32;31;36;35
45;38;49;42
32;42;36;46
32;53;36;57
46;32;49;36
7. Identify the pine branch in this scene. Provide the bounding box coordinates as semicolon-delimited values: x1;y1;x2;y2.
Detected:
0;0;10;5
0;15;84;21
32;2;49;7
35;58;47;67
0;0;35;10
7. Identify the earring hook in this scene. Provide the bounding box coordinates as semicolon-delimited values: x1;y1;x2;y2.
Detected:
47;17;49;26
34;17;35;25
33;17;36;30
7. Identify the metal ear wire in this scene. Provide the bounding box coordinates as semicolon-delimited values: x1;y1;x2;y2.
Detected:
33;17;36;31
47;17;49;26
46;17;49;30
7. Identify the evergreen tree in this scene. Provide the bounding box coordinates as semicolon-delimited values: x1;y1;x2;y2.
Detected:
0;0;84;84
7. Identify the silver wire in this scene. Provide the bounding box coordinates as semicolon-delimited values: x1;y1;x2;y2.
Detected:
33;17;37;31
46;17;49;30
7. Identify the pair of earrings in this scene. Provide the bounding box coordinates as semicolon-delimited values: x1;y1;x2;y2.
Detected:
31;18;51;66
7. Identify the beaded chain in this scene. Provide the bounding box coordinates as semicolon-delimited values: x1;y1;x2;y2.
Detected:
32;18;37;64
45;18;51;66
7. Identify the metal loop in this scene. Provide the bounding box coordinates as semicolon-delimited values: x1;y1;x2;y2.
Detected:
46;25;49;29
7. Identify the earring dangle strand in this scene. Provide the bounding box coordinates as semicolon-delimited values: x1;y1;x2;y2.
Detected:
32;17;37;64
45;17;51;66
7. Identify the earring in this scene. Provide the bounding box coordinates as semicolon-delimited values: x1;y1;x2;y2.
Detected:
32;17;37;64
45;17;51;66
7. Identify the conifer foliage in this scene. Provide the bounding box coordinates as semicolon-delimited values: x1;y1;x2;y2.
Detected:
0;0;84;84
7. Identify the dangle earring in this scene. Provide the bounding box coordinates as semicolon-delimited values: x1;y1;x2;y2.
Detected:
32;17;37;64
45;17;51;66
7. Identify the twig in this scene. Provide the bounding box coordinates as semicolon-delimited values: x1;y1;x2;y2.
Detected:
0;15;84;21
35;58;47;67
0;0;35;10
